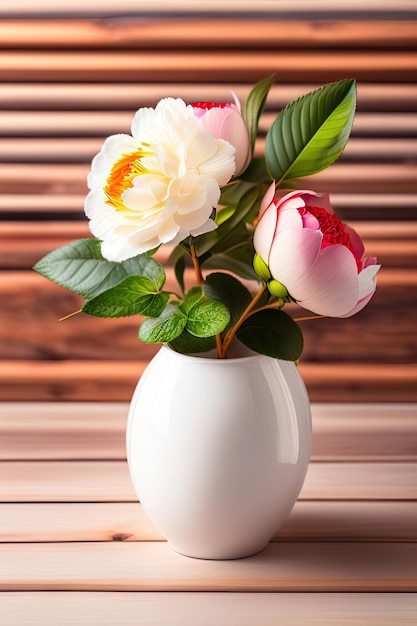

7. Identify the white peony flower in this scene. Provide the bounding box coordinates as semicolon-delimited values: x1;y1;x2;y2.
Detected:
85;98;236;262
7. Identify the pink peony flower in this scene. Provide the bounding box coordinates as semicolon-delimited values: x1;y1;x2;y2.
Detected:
253;186;380;317
191;97;251;176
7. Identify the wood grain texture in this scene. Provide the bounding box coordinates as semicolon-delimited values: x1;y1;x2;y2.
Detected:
1;0;416;13
3;50;416;83
1;591;416;626
1;82;415;111
2;20;417;49
1;541;417;592
1;460;416;503
1;500;416;543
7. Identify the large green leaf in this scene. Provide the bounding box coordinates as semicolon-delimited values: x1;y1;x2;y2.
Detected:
169;332;216;354
265;78;356;186
237;309;303;360
202;251;258;282
82;276;169;318
204;272;253;331
138;304;186;344
244;74;276;152
33;238;166;299
186;300;230;338
179;286;204;315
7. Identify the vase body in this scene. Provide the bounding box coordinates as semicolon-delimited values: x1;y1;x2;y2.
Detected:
126;344;312;560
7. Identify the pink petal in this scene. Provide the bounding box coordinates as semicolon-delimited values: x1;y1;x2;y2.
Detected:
267;228;322;287
253;204;279;261
292;245;360;317
258;181;276;218
345;223;365;260
302;191;334;214
277;205;303;231
339;262;380;316
339;290;375;318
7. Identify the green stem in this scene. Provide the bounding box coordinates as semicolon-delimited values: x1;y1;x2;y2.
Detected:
219;283;267;359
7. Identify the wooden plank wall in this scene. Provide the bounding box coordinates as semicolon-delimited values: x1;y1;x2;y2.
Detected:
0;5;416;402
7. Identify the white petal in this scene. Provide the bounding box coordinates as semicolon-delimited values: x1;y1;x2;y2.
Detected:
190;217;218;237
357;263;381;299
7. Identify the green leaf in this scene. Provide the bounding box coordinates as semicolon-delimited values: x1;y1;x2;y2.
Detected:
265;78;356;186
244;74;276;151
202;251;259;282
179;286;204;315
138;304;186;344
238;157;272;184
174;253;186;295
204;272;253;330
33;238;166;299
191;228;220;258
169;332;216;354
186;300;230;337
237;309;303;360
82;276;169;318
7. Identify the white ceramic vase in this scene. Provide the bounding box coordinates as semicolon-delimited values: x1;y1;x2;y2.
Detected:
126;344;312;560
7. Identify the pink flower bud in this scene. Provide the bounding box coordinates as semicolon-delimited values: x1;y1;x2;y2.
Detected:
191;98;251;176
253;187;380;317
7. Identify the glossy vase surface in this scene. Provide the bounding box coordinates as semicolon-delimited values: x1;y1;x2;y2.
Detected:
126;344;312;560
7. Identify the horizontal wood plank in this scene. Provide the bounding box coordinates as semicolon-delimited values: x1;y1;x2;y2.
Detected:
1;591;416;626
1;500;416;543
1;541;417;591
2;20;417;49
1;82;416;112
1;402;416;462
1;51;416;83
1;0;416;14
0;461;415;503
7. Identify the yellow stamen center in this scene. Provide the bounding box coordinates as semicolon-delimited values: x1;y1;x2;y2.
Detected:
104;149;149;211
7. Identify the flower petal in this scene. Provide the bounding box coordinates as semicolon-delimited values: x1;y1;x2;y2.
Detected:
292;245;360;316
267;228;322;288
253;204;279;261
338;263;380;317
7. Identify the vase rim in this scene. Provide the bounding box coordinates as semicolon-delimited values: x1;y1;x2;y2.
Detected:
160;343;278;364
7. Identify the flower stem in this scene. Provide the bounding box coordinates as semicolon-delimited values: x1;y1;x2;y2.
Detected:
190;244;204;284
215;333;223;359
219;283;267;359
59;309;82;322
294;314;327;322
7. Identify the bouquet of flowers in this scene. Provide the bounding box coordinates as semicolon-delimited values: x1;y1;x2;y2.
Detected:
34;76;380;360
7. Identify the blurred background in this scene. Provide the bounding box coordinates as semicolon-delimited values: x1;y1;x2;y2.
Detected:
0;0;416;402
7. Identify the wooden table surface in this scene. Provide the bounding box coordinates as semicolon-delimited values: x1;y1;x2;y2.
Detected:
1;401;416;625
